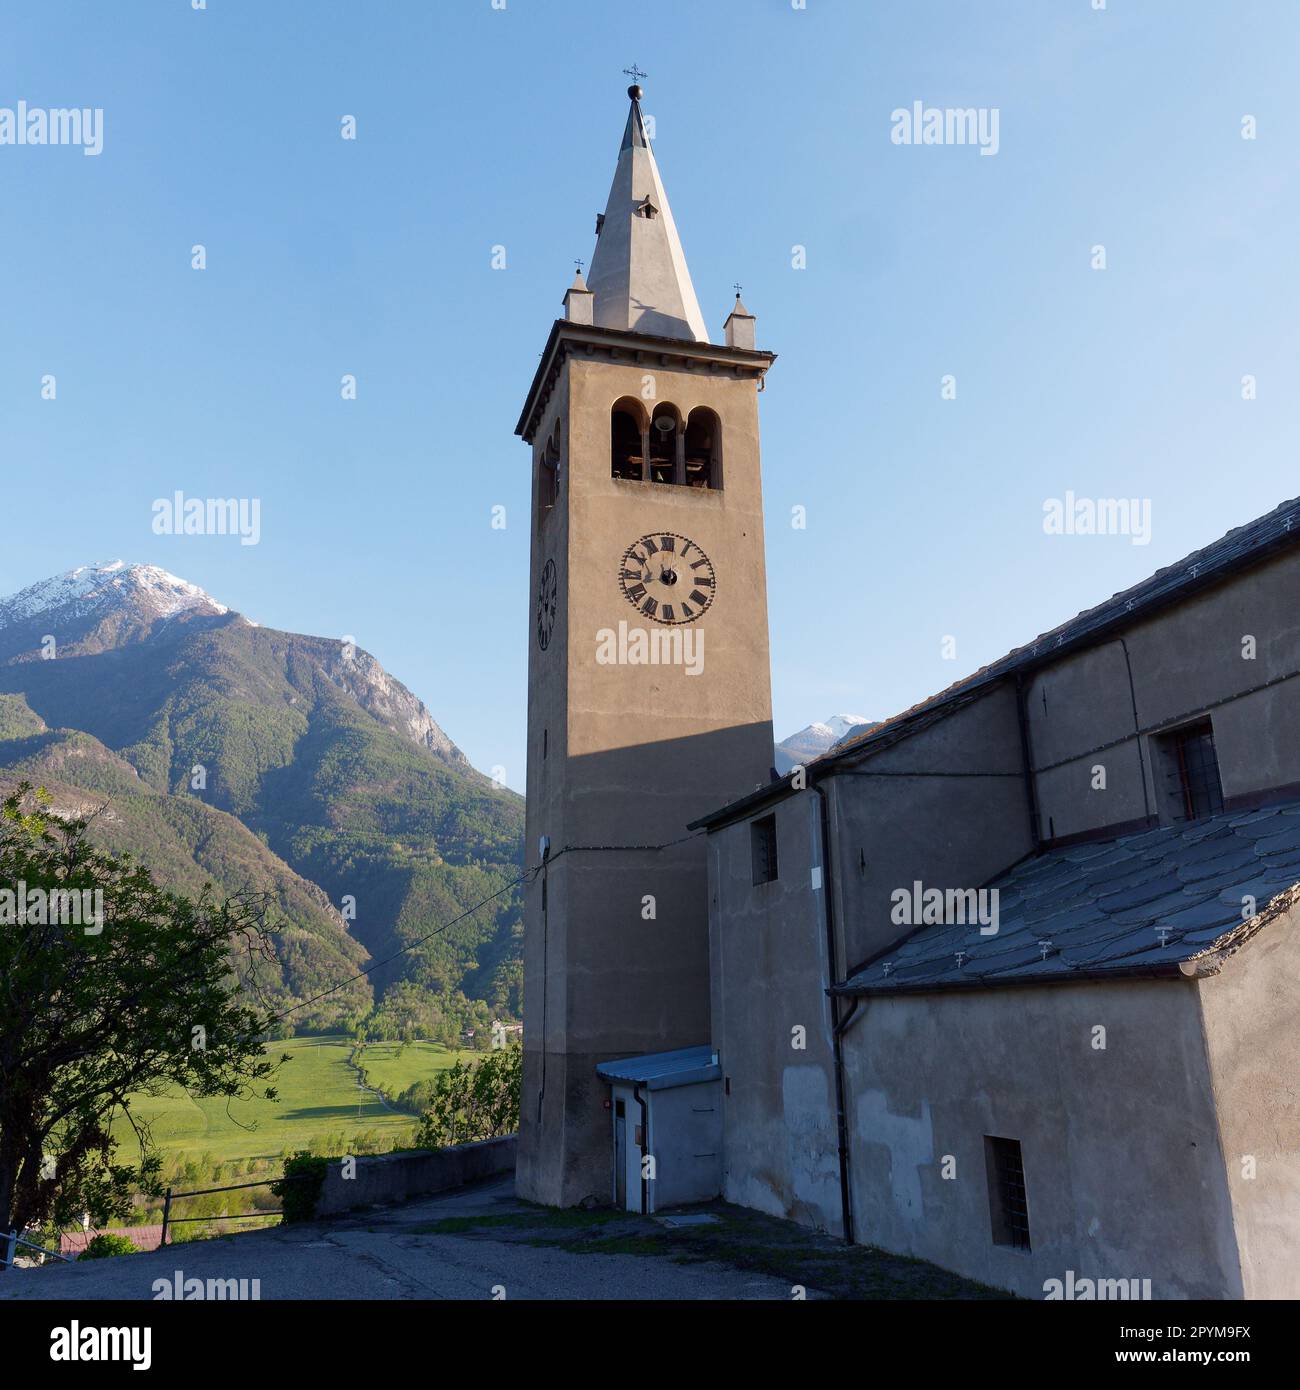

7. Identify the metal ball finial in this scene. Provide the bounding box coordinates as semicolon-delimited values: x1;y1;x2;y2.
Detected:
627;83;643;101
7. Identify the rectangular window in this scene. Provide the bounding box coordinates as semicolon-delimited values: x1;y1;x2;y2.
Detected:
984;1135;1031;1251
1157;718;1224;822
751;813;778;885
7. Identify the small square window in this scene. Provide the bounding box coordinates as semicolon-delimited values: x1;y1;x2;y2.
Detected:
751;814;778;886
984;1135;1031;1251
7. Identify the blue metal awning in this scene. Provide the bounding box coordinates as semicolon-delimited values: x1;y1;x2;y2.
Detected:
596;1045;721;1091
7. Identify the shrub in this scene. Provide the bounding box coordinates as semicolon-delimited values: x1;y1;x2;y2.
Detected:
272;1152;328;1223
80;1233;140;1260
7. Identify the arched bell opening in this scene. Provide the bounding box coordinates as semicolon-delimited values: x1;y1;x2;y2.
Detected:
685;407;721;490
611;398;648;481
648;403;682;485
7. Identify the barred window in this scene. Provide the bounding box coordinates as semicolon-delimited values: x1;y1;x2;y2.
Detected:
750;814;778;886
1157;719;1224;822
985;1135;1031;1251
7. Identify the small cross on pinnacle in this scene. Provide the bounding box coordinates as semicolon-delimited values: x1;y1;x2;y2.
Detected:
733;282;744;298
623;64;647;85
574;258;584;272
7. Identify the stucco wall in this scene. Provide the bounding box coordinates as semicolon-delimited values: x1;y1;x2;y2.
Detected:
709;794;843;1232
708;692;1040;1234
1025;546;1300;842
841;979;1243;1299
826;685;1034;970
1197;896;1300;1299
521;345;776;1206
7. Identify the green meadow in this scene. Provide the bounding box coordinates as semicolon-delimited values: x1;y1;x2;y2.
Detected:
354;1038;471;1103
112;1035;473;1166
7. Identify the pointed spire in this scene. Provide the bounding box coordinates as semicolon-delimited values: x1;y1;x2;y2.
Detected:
620;90;651;152
563;266;594;325
585;84;709;343
724;291;756;350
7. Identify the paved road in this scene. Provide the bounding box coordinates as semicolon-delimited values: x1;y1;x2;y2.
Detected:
0;1178;801;1301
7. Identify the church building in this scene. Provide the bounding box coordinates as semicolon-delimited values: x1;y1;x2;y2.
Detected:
516;85;1300;1300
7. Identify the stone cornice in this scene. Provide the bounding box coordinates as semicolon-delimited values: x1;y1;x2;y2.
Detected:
515;321;777;444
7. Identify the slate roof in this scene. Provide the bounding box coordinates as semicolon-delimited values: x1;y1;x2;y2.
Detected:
833;800;1300;997
595;1045;721;1090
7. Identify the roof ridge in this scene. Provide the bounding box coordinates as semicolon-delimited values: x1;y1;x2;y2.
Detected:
832;493;1300;758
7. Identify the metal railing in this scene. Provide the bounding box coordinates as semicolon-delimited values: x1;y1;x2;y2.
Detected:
2;1169;320;1265
158;1171;313;1247
2;1230;73;1267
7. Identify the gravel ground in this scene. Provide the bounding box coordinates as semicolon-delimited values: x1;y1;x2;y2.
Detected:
0;1177;809;1302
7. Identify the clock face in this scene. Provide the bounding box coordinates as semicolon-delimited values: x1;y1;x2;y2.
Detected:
536;557;557;650
618;532;716;625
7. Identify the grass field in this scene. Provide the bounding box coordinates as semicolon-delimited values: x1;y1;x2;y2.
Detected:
354;1039;473;1102
111;1035;473;1165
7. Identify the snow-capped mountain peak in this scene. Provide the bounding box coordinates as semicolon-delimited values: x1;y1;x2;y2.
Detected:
0;561;229;629
811;714;872;740
0;563;237;663
774;713;878;774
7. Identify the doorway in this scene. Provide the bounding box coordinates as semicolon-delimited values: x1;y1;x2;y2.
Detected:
614;1100;626;1208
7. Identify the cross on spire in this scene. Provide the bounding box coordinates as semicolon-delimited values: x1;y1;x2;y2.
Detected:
733;282;743;297
623;64;647;85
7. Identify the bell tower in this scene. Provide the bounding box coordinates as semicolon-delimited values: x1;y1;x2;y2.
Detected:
515;84;776;1207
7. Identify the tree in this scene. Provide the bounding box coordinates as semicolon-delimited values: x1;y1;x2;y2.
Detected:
361;981;444;1043
414;1042;522;1150
0;785;285;1242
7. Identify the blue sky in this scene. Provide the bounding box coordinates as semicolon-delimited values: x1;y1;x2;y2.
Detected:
1;1;1296;791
